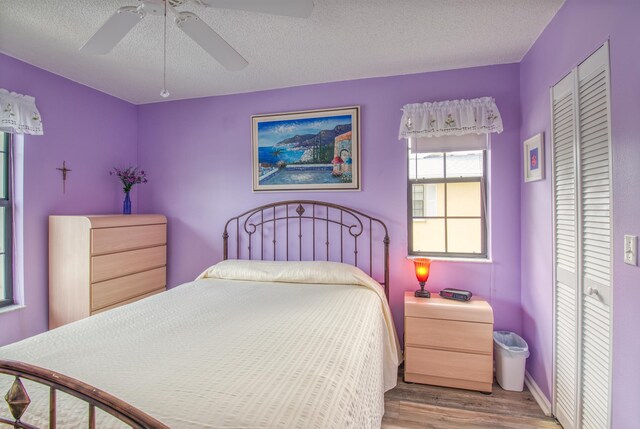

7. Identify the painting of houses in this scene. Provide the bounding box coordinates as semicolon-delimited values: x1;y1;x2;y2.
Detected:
252;106;360;191
331;131;353;181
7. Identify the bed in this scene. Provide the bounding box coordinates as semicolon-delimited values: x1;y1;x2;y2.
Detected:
0;201;401;428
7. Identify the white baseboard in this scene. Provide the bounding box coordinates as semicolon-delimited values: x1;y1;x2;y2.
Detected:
524;371;552;416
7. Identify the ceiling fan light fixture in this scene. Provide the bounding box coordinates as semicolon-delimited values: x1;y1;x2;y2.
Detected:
160;0;170;99
81;0;315;97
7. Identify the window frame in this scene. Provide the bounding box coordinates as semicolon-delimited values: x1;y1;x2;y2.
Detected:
0;132;12;308
407;148;488;259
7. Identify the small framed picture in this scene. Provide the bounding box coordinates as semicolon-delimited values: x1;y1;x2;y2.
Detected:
524;133;544;182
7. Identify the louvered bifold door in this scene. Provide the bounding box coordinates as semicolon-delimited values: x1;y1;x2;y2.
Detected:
552;42;612;429
577;43;612;429
552;71;579;429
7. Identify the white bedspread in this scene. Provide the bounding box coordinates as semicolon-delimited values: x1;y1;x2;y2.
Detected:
0;261;400;428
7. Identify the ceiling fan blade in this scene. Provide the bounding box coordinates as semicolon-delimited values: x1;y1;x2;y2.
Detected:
175;12;248;71
199;0;314;18
80;6;145;54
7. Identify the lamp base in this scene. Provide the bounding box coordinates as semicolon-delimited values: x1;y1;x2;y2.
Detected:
414;289;431;298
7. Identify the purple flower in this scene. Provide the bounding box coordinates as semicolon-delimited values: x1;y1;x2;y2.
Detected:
110;166;148;193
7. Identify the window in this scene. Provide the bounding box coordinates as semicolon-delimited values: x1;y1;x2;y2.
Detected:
412;184;439;217
0;132;12;307
412;185;424;217
408;140;487;258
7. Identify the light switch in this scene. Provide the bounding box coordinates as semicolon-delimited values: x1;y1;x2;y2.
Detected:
624;235;637;266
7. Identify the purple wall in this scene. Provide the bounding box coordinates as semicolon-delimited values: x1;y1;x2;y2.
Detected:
137;63;523;339
519;0;640;427
0;54;523;350
0;53;138;346
1;1;638;423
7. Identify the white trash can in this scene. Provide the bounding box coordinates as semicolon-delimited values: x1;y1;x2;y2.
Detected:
493;331;530;392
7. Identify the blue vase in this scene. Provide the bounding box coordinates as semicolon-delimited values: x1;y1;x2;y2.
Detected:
123;191;132;215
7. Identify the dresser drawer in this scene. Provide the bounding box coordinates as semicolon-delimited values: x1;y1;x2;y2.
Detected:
91;224;166;255
91;267;166;311
91;288;164;315
91;246;166;283
405;317;493;354
405;346;493;384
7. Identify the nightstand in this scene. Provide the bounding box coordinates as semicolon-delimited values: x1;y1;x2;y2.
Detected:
404;291;494;393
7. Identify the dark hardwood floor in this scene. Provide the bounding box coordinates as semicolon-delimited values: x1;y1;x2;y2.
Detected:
383;369;560;429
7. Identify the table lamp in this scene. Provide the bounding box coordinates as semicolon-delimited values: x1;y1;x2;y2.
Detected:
413;258;431;298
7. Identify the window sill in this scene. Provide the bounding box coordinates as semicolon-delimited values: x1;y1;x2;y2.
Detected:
407;255;492;264
0;304;26;315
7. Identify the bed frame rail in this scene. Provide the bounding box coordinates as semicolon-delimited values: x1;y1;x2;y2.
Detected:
0;359;169;429
223;200;390;299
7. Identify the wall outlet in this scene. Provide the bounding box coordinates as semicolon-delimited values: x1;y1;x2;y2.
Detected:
624;235;637;266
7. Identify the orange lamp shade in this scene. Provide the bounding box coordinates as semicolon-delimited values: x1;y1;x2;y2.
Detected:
413;258;431;284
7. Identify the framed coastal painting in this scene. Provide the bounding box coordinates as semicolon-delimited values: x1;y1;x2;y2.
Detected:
524;133;544;182
252;106;360;191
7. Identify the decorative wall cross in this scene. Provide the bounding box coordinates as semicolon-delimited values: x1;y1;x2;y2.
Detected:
56;161;71;194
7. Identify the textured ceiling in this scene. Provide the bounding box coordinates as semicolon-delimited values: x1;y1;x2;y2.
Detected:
0;0;563;104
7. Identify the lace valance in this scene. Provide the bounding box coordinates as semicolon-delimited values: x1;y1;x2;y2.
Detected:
0;88;44;135
399;96;502;139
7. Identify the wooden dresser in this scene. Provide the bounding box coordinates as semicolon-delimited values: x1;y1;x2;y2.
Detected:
404;291;494;393
49;215;167;329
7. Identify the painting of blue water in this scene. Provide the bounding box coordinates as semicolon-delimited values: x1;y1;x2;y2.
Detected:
261;167;346;185
258;146;306;165
252;106;359;191
257;115;352;166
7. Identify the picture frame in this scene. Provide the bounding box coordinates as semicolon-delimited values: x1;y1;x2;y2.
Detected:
252;106;360;192
523;133;544;182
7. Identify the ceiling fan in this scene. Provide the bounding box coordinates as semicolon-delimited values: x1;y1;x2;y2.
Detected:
80;0;314;71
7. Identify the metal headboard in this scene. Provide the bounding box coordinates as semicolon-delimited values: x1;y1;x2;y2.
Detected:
223;200;390;299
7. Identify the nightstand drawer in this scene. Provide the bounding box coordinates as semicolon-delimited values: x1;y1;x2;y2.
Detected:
405;316;493;354
405;294;493;323
405;346;493;384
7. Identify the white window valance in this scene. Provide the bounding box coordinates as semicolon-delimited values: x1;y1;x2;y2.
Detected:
399;96;503;139
0;88;43;135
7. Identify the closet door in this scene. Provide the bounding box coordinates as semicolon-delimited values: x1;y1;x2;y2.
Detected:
577;43;612;429
552;42;612;429
552;71;579;429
